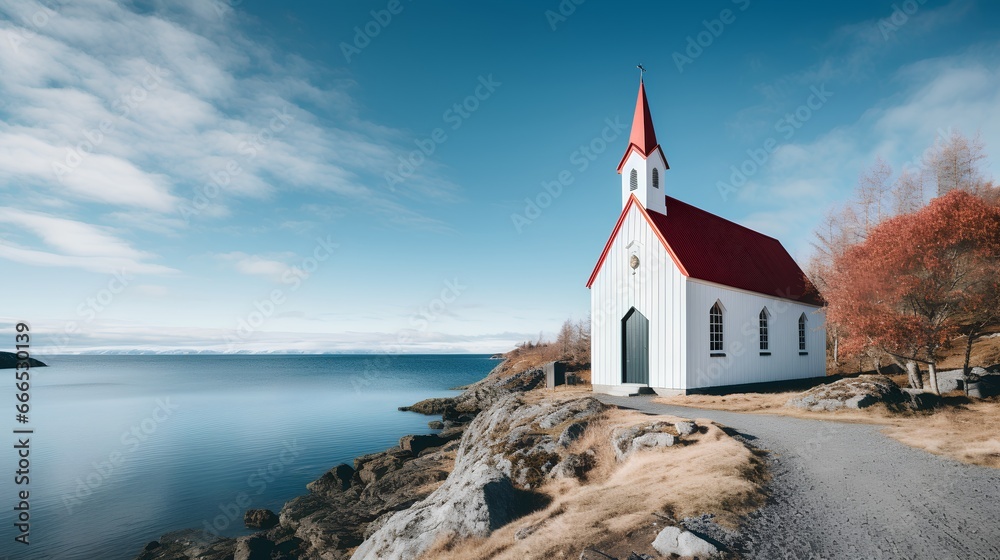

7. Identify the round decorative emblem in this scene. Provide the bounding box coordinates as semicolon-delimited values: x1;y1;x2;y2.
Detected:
629;254;640;270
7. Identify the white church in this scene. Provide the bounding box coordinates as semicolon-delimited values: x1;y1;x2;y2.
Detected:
588;80;826;396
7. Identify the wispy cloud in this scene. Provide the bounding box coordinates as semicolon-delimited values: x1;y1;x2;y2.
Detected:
0;0;456;277
0;207;177;274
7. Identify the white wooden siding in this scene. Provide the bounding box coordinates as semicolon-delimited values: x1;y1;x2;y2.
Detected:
685;279;826;388
590;205;687;390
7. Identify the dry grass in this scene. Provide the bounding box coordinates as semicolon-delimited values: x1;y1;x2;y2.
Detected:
420;408;767;560
655;393;1000;469
489;345;590;383
884;398;1000;468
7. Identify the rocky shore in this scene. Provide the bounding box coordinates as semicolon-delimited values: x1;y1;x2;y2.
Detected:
133;360;750;560
133;365;562;559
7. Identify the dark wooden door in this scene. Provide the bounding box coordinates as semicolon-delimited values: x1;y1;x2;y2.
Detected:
622;308;649;385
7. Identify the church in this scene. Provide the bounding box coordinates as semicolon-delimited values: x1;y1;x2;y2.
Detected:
588;80;826;396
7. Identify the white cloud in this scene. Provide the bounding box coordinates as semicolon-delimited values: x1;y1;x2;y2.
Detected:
215;251;295;281
737;45;1000;260
0;207;178;274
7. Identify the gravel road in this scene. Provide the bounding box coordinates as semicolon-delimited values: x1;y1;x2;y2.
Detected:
596;394;1000;560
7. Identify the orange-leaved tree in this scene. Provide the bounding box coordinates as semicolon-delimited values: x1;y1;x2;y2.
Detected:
826;191;1000;393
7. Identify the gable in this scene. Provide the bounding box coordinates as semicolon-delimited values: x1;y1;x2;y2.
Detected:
588;195;823;307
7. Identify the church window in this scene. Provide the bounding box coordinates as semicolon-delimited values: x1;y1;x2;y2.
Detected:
710;302;723;352
759;308;769;351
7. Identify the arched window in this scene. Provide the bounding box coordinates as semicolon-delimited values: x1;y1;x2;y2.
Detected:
798;313;807;352
709;302;723;352
652;168;659;189
630;169;638;191
759;308;769;351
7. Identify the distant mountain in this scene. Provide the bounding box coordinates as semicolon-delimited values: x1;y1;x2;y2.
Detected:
0;352;46;369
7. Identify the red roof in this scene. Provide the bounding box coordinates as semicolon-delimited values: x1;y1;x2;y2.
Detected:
616;80;669;173
587;195;824;306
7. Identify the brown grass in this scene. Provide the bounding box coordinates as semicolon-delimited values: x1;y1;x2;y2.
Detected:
884;398;1000;468
655;393;1000;469
420;408;767;560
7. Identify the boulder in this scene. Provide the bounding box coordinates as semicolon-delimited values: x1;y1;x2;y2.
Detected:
243;508;278;529
557;420;590;447
651;526;721;558
306;463;354;496
612;423;679;461
786;375;905;412
399;434;447;456
900;388;943;410
428;420;445;429
354;449;409;486
674;421;697;436
351;395;604;560
233;535;273;560
549;451;596;480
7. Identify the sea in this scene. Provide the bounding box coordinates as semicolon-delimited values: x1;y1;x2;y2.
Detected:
0;354;497;560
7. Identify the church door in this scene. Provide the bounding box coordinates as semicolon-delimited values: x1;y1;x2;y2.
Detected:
621;308;649;385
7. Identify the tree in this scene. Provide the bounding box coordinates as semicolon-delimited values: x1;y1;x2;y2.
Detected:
826;191;1000;394
926;130;989;197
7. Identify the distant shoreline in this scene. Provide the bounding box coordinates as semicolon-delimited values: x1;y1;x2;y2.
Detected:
0;351;46;369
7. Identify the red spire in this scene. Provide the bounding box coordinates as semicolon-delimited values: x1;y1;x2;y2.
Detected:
616;79;668;173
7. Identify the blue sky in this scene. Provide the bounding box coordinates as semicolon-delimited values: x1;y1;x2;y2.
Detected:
1;0;998;353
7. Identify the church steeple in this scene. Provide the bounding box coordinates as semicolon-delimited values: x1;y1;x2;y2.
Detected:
617;78;668;215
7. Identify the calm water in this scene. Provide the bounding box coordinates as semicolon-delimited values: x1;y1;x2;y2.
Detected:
0;354;496;560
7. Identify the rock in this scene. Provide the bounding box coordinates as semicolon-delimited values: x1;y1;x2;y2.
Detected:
900;388;943;410
549;451;596;480
141;541;160;552
351;394;606;560
354;448;410;486
674;421;697;436
307;463;354;496
627;554;654;560
428;420;445;429
399;397;455;415
612;423;680;461
557;420;590;447
786;375;905;412
652;526;721;558
243;508;278;529
400;434;447;456
233;535;273;560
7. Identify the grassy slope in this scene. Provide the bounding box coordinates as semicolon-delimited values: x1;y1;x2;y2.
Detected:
419;347;765;559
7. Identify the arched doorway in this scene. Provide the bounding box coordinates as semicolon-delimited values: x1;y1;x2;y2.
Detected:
621;307;649;384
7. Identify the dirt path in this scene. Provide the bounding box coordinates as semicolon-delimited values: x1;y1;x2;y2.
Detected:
596;395;1000;560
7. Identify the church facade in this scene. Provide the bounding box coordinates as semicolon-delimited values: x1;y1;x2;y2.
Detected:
588;80;826;396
